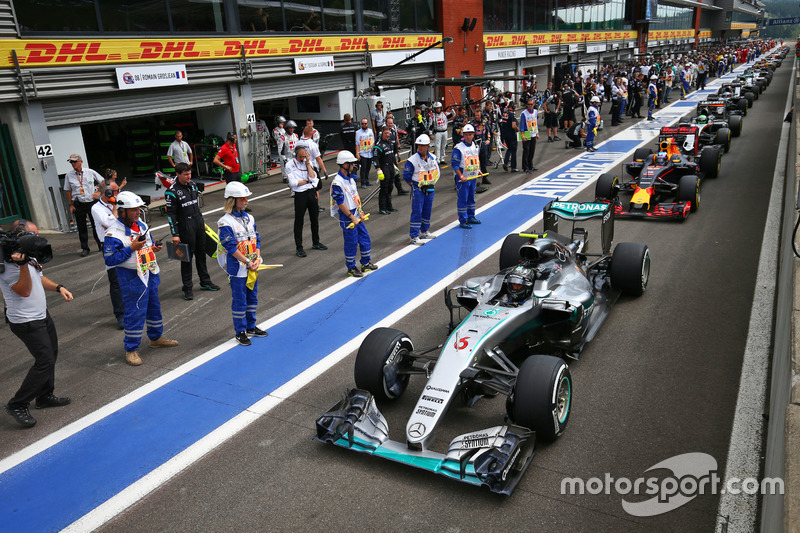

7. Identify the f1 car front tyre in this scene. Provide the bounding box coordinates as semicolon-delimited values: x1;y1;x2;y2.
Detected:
354;327;414;401
678;175;701;212
609;242;650;297
715;128;731;153
594;173;619;201
700;146;721;178
728;115;743;137
500;233;531;270
507;355;571;442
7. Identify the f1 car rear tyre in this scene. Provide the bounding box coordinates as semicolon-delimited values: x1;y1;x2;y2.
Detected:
677;175;701;212
737;100;748;115
354;327;414;401
700;146;721;178
594;173;619;201
500;233;531;271
728;115;743;137
609;242;650;297
744;92;755;106
715;128;731;153
507;355;571;442
632;147;653;162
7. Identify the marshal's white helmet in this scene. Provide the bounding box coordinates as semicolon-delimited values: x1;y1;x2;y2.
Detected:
415;134;432;145
462;124;475;133
286;120;297;128
336;150;358;165
433;101;443;109
224;181;252;198
590;96;600;103
115;191;145;209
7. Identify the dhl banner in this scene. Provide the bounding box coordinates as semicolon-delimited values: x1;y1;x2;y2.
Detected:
698;31;712;39
730;23;756;30
485;30;636;48
648;29;694;40
0;34;442;68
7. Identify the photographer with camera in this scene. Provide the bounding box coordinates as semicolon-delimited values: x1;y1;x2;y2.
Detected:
91;182;125;329
0;220;72;428
103;192;178;366
64;153;105;257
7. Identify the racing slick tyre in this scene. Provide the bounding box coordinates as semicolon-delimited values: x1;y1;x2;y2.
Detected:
737;100;748;115
677;175;701;213
744;92;755;106
354;327;414;402
632;147;653;162
609;242;650;297
500;233;531;270
728;115;743;137
594;173;619;200
507;355;571;442
700;146;721;178
715;127;731;153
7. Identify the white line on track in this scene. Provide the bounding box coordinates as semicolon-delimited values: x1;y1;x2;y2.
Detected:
715;55;794;533
1;68;739;530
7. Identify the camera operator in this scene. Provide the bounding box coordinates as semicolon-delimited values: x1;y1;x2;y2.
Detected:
0;220;72;428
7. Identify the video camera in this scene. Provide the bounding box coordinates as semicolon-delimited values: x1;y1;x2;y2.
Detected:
0;221;53;274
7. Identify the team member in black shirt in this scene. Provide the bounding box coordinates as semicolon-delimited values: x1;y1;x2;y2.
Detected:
165;162;220;300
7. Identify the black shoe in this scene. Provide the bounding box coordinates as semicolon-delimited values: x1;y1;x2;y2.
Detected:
553;136;561;141
512;168;520;172
183;289;194;301
200;282;220;291
388;208;398;212
397;189;409;195
296;247;307;258
379;210;390;215
531;167;538;171
80;249;90;257
246;327;268;337
235;332;251;346
548;137;553;142
5;404;36;427
482;178;492;185
347;267;363;277
318;206;324;213
361;263;379;273
35;394;71;409
311;242;328;250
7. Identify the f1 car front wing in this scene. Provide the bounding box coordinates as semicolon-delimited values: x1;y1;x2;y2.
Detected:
315;389;536;495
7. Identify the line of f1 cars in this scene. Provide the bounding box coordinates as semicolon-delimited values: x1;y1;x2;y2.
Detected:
591;50;784;221
313;46;786;495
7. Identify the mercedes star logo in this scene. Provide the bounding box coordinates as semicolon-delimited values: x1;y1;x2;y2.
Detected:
408;422;426;438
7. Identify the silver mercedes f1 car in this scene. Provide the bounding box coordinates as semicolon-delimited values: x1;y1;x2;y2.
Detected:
315;200;650;494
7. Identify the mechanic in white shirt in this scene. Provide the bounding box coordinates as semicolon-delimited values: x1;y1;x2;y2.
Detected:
90;183;125;329
355;119;375;188
63;153;105;257
286;145;326;258
166;130;193;168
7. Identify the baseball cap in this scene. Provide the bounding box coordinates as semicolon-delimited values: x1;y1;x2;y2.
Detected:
67;153;83;163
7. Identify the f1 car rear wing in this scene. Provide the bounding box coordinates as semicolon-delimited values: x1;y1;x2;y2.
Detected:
659;125;700;155
543;200;614;255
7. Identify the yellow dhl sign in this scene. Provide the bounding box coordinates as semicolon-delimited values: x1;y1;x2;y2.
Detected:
730;23;756;30
698;31;712;39
648;29;694;40
484;30;637;48
0;34;442;68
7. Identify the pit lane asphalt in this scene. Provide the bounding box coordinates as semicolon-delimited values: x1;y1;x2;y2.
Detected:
0;61;788;531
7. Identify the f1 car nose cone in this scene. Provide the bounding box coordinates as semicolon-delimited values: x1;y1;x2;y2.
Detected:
408;422;426;438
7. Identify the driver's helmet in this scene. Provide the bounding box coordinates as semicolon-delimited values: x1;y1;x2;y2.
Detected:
697;114;708;124
655;151;668;165
722;91;732;98
505;265;535;303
